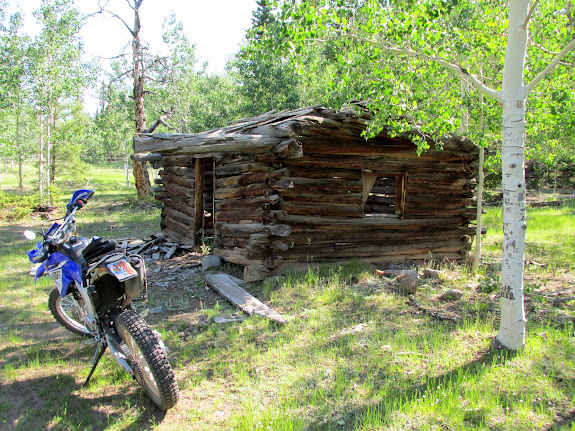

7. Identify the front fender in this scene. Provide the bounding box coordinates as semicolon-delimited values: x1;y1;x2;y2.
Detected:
36;252;82;297
34;263;46;283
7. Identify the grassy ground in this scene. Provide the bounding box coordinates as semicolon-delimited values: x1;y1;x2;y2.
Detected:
0;168;573;430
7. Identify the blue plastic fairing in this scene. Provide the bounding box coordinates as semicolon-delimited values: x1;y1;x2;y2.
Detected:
67;189;94;211
27;242;44;263
45;222;60;237
35;252;82;296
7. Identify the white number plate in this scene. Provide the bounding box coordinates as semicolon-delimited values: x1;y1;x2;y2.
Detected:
107;259;138;281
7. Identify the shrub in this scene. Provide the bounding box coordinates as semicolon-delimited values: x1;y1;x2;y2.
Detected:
0;192;36;221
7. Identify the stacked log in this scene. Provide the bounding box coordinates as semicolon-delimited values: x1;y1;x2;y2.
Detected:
152;162;195;245
212;154;294;281
134;103;480;281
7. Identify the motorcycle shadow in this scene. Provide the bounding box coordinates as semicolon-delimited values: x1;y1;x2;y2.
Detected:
0;373;167;430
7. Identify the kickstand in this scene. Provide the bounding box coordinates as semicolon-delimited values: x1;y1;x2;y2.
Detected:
84;342;107;387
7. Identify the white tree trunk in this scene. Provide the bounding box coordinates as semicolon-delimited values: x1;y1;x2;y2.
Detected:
125;152;130;187
45;111;52;205
472;146;484;275
38;113;44;203
496;0;529;350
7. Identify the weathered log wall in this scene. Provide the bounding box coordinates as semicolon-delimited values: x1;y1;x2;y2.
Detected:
134;105;480;281
152;158;214;245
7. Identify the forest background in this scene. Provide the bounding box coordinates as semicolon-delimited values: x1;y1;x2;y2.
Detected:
1;0;574;207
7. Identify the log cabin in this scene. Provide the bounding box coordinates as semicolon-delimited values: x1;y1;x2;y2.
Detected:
133;104;480;281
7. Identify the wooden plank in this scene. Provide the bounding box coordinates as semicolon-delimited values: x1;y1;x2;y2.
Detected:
164;245;178;259
205;273;288;325
362;172;378;207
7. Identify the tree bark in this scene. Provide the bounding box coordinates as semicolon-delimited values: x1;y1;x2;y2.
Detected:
131;0;153;199
496;0;529;350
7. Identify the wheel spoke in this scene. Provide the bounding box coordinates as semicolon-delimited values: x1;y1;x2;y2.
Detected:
123;332;161;395
57;296;89;333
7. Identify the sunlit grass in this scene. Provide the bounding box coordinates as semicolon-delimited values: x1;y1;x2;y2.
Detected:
481;201;575;269
0;171;573;430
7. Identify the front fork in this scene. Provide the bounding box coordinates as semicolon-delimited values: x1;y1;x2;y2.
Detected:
75;282;99;334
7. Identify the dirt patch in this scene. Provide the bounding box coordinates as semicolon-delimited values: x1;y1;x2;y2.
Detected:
142;252;245;327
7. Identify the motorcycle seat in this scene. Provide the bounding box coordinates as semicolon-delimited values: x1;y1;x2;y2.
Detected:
83;238;120;263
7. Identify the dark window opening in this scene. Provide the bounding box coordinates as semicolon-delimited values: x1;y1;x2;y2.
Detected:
362;172;406;217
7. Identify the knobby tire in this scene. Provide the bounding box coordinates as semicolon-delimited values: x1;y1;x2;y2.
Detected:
115;309;179;411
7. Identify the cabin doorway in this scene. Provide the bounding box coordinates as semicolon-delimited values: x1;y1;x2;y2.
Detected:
193;158;215;250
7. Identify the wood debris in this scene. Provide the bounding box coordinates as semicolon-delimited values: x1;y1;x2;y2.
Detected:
119;233;194;261
408;296;458;322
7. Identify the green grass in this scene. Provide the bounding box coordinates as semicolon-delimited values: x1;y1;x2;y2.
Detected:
0;171;573;430
481;200;575;269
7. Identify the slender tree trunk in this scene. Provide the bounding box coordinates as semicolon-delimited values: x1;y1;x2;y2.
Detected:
131;0;153;199
553;164;557;194
472;147;484;275
50;110;57;184
125;152;130;187
38;113;44;203
16;90;23;195
18;155;24;196
496;0;529;350
472;65;485;276
45;109;52;205
459;64;469;135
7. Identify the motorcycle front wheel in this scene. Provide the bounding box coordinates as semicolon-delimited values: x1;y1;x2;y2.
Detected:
48;288;91;336
115;309;179;411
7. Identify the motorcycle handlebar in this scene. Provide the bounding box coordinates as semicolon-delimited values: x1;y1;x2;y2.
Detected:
68;190;94;214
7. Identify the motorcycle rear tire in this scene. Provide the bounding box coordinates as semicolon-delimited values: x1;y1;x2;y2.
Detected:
115;309;179;411
48;288;91;336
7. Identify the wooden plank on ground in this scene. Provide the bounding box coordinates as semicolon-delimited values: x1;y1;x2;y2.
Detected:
164;245;178;260
205;273;288;325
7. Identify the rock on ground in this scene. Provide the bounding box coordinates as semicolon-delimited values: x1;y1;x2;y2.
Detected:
440;289;464;301
201;255;222;271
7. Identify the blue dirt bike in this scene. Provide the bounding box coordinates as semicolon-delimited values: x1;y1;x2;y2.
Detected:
25;189;179;411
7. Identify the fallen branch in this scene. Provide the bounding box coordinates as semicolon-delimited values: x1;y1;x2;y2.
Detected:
548;296;575;304
408;296;458;322
524;287;574;299
142;115;177;134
